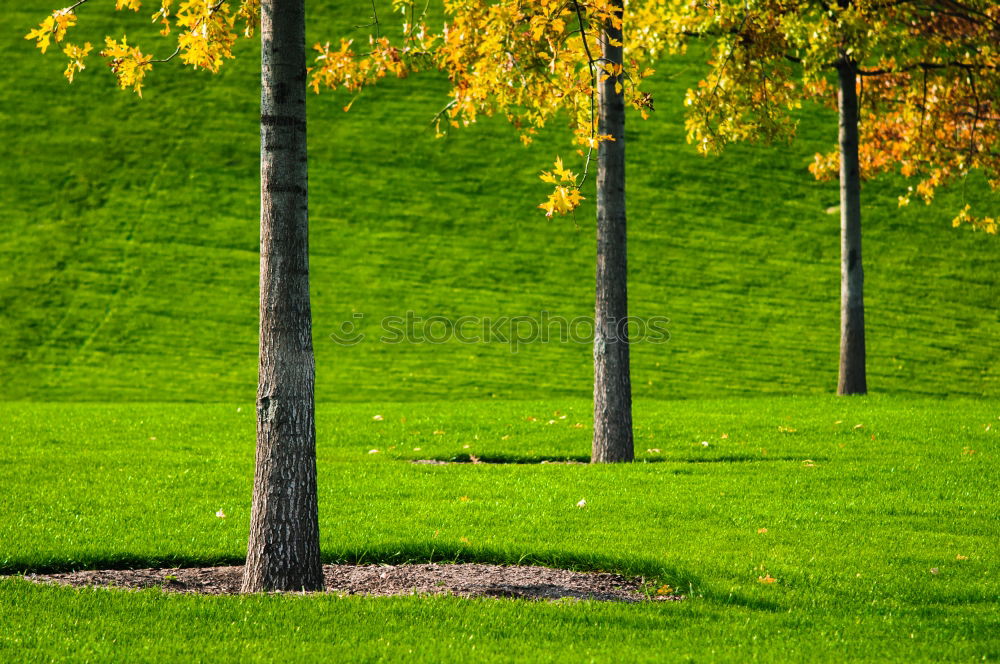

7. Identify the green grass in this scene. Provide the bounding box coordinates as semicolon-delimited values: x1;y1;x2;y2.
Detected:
2;1;999;661
1;1;997;403
1;398;998;661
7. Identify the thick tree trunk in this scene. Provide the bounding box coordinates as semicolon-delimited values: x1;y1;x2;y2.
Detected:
836;58;867;396
592;0;633;463
241;0;323;593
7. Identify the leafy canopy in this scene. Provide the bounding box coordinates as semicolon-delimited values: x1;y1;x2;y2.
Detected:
26;0;259;96
670;0;999;233
25;0;997;230
309;0;669;217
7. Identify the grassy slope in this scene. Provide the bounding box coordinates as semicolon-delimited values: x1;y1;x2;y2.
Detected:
1;398;998;662
0;2;997;403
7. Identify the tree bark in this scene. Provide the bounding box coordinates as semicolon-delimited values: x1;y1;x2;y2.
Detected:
592;0;633;463
241;0;323;592
836;57;867;396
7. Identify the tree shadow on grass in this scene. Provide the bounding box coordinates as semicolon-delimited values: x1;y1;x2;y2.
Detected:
412;453;826;466
413;453;591;465
0;553;245;576
678;454;829;464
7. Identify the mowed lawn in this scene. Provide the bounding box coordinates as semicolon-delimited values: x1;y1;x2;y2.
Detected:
1;1;997;404
1;397;998;661
2;0;999;661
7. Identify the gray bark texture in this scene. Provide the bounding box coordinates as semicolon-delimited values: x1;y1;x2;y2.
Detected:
241;0;323;593
836;57;868;396
592;0;634;463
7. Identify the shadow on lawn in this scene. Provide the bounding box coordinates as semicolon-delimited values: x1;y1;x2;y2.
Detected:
412;453;826;466
1;553;245;576
679;454;829;464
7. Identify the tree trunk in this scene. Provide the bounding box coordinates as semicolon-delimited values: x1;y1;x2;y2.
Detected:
836;57;867;396
241;0;323;593
592;0;633;463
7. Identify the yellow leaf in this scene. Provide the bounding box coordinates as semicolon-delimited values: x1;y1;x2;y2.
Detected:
25;15;57;54
62;41;92;83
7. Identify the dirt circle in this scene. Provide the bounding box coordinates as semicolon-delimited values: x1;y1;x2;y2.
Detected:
22;564;684;603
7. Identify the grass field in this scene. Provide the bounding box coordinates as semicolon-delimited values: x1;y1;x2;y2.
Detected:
2;2;997;403
2;398;998;661
1;0;998;661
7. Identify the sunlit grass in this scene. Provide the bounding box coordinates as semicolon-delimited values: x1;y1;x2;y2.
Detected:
2;0;998;660
1;2;997;403
1;398;997;661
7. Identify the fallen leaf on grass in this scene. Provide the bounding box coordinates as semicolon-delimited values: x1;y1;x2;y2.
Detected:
757;528;768;534
956;554;969;561
802;459;817;468
656;584;674;595
646;448;661;454
930;568;940;575
721;433;729;439
853;423;864;430
433;430;445;435
459;537;471;545
758;575;778;584
778;426;797;434
372;414;384;421
459;496;469;502
571;423;584;429
368;449;379;454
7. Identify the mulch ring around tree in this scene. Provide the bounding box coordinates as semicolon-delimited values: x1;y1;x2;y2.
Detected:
21;564;684;603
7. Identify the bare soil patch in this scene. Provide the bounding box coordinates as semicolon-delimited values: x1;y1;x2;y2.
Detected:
21;564;683;602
